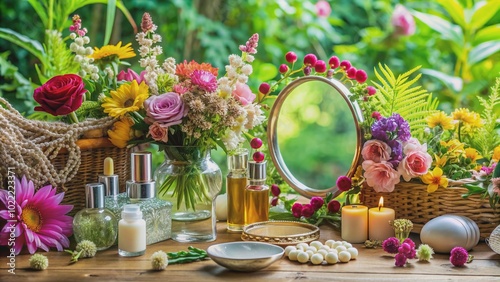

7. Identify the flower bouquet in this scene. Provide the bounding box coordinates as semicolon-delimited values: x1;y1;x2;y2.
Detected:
351;65;500;239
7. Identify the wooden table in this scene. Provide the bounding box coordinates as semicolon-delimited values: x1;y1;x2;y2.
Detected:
1;222;499;281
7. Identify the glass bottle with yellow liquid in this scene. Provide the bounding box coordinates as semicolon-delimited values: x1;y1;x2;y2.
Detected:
244;160;269;225
226;149;248;232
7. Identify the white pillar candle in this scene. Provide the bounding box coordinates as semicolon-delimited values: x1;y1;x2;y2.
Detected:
368;197;395;241
341;205;368;243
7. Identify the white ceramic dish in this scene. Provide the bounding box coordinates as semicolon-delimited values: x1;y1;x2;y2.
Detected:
207;241;284;272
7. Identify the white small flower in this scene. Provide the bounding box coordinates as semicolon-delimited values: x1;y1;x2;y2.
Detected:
85;47;93;55
75;37;84;46
151;46;163;56
77;46;86;55
79;70;87;77
91;73;99;80
229;54;243;67
152;34;162;43
83;36;90;44
70;42;78;52
70;33;77;40
73;55;82;63
241;64;253;76
237;75;248;84
246;54;255;62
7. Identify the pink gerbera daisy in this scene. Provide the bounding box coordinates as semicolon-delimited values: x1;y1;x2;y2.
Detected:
0;175;73;254
190;70;218;93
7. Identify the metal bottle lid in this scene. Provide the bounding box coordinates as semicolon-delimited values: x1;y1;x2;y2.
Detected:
130;152;152;183
98;174;119;196
248;160;267;180
85;183;105;209
227;148;248;171
127;181;156;200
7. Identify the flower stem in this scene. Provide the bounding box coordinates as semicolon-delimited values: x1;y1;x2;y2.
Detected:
68;111;79;124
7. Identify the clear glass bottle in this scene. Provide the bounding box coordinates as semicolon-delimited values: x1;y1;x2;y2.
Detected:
99;157;128;221
73;183;118;250
127;151;172;245
226;148;248;232
154;146;222;242
118;204;146;257
244;161;269;225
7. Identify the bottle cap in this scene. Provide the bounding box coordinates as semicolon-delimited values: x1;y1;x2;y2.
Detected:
227;148;248;171
121;204;143;220
130;152;152;182
98;174;119;196
126;181;156;200
248;160;267;180
85;183;105;209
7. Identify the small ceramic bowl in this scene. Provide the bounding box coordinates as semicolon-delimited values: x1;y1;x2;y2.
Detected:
207;242;284;272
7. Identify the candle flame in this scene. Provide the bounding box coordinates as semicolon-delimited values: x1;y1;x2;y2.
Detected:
378;197;384;211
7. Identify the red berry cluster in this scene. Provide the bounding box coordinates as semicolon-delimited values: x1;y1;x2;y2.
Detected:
250;137;265;162
382;237;417;267
270;184;280;206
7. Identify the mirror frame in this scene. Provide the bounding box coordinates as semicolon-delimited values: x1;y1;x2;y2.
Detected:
267;76;364;198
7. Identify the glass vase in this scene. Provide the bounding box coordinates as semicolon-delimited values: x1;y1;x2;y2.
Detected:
154;146;222;242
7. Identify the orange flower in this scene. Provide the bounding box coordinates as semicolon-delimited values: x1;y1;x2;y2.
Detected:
493;146;500;162
464;148;482;162
176;60;218;79
421;167;448;193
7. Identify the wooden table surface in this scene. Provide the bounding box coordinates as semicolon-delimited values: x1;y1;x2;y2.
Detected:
1;222;499;282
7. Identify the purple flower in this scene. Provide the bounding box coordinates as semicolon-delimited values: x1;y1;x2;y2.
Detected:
336;176;352;191
144;92;185;127
310;197;324;211
395;253;408;267
117;68;146;84
301;204;315;218
327;200;341;213
372;113;410;142
190;70;218;93
449;247;468;267
291;203;303;218
382;237;401;254
403;238;415;249
398;243;412;255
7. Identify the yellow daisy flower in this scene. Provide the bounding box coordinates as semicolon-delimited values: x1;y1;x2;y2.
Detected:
421;167;449;193
452;108;482;128
427;111;454;130
108;117;134;148
102;80;149;118
464;148;482;162
90;41;136;61
493;146;500;162
433;154;448;167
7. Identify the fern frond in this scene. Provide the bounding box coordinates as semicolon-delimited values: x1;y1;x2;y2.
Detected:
370;64;435;136
44;30;79;77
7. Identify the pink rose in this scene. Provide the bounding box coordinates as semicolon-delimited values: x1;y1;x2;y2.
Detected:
403;137;427;154
33;74;86;116
148;122;169;142
144;92;185;127
117;69;146;84
362;160;401;193
232;83;256;106
315;0;331;18
362;140;392;162
398;151;432;181
391;4;416;36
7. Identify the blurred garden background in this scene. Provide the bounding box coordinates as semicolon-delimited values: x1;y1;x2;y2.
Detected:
1;0;500;190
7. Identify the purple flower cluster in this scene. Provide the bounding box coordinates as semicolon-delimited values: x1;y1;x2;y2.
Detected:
382;237;416;267
371;113;410;166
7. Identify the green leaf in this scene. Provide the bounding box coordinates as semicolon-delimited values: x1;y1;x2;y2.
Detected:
494;159;500;178
437;0;466;28
420;68;463;92
255;63;278;82
27;0;49;28
0;28;47;66
468;40;500;65
470;1;500;31
473;24;500;45
103;0;117;45
411;10;464;47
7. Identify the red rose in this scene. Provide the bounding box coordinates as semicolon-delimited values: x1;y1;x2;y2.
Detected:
33;74;86;116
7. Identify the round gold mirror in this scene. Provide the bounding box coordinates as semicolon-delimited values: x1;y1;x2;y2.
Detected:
267;76;363;198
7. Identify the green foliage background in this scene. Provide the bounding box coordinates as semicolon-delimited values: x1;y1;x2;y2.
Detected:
1;0;500;190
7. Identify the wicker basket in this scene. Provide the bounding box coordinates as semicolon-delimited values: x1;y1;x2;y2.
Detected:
361;181;500;240
54;138;131;215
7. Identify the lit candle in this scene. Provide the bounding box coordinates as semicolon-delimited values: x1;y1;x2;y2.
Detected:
368;197;395;241
341;205;368;243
